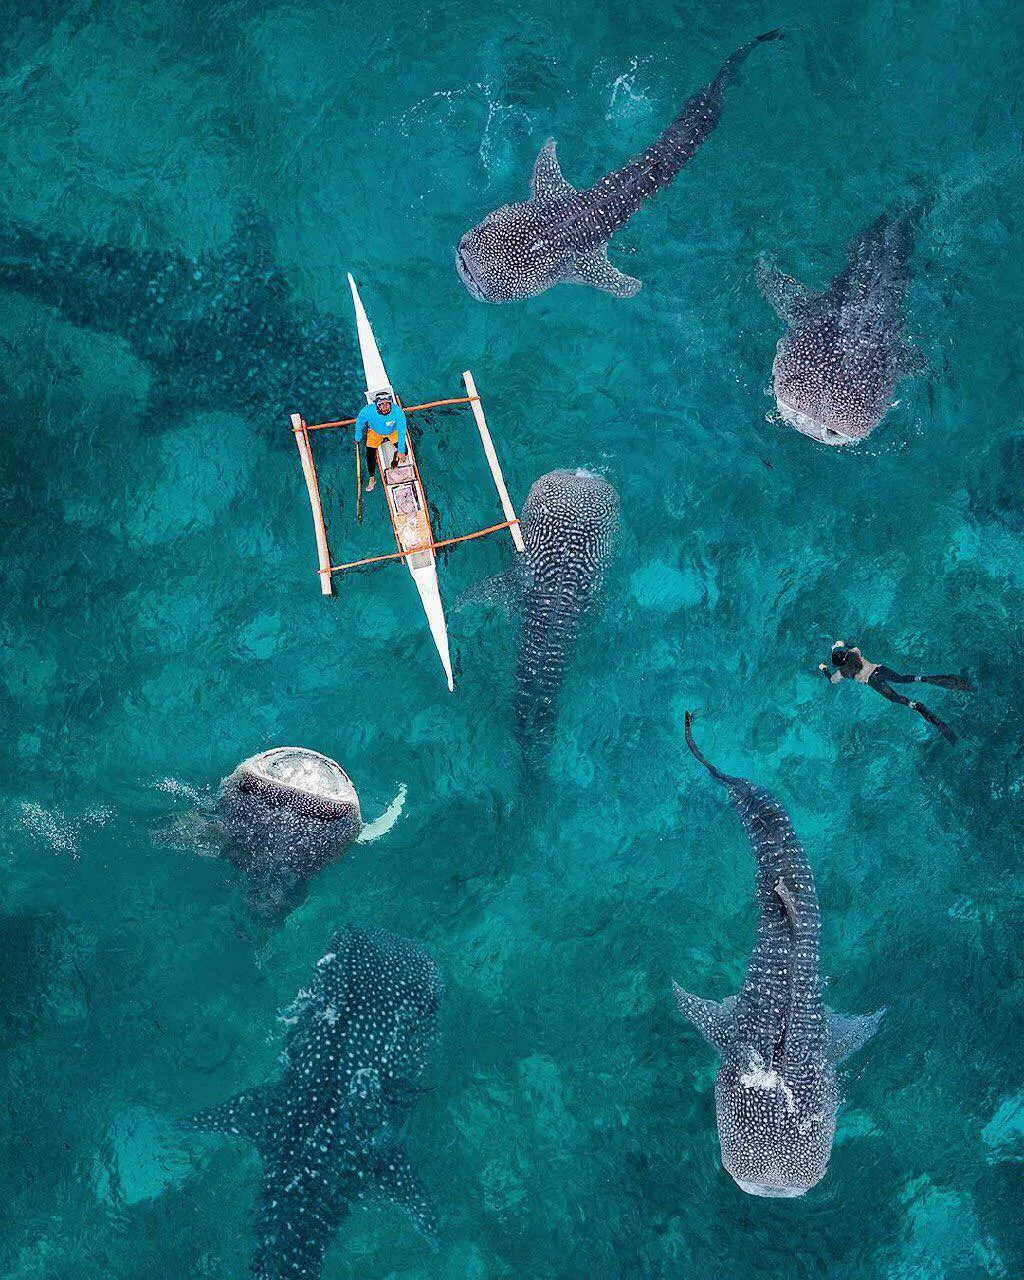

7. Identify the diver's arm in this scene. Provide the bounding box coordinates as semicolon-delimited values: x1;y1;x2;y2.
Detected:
819;664;842;685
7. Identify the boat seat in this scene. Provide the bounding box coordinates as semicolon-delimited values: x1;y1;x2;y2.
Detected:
391;483;420;515
385;463;416;485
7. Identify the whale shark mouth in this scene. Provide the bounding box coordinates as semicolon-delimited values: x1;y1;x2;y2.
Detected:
249;748;358;806
775;397;859;447
733;1177;808;1198
455;246;488;302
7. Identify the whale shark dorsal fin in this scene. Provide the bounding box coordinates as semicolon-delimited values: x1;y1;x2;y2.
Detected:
531;139;577;202
374;1140;440;1247
824;1007;885;1065
565;243;641;298
755;254;820;326
181;1083;280;1156
673;981;738;1053
773;876;799;928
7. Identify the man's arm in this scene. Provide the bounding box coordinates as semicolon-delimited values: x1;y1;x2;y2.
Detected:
354;407;367;445
818;664;842;685
395;406;409;456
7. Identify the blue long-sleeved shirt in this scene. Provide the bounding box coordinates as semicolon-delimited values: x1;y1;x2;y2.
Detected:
354;402;408;453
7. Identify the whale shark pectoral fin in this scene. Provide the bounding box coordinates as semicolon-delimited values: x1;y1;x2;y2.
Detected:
455;569;521;615
892;341;929;380
672;981;737;1053
755;254;819;326
355;783;407;844
181;1083;280;1155
150;808;224;857
530;138;577;201
565;244;641;298
824;1007;885;1065
374;1142;440;1247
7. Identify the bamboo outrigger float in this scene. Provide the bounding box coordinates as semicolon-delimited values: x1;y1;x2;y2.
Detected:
290;274;524;692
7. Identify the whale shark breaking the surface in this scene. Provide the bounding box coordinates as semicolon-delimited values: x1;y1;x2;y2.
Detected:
182;925;443;1276
757;200;929;445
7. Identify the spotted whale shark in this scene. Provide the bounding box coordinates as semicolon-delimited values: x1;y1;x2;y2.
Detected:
461;469;619;761
183;925;443;1276
757;200;929;445
673;714;883;1197
216;749;364;922
155;748;405;923
456;30;781;303
0;209;357;428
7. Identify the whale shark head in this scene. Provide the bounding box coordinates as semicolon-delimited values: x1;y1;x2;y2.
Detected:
457;202;568;303
522;468;620;580
217;748;362;920
771;327;888;447
715;1048;838;1197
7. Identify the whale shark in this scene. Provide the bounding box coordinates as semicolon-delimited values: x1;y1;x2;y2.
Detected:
455;30;782;303
0;209;357;428
182;925;443;1276
460;469;619;760
757;200;929;445
673;714;883;1197
154;748;405;922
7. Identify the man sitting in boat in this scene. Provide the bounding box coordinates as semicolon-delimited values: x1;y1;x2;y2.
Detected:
354;390;408;493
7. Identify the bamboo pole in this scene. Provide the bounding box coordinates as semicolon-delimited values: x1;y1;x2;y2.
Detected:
329;518;520;573
462;370;525;553
291;413;333;596
300;395;477;433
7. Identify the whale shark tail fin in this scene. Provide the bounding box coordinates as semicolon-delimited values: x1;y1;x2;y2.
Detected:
684;711;742;787
713;28;784;92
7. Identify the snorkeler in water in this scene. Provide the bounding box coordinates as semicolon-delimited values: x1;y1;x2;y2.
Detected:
819;641;974;744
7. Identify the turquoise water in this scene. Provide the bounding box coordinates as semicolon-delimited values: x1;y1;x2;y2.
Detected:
1;0;1022;1275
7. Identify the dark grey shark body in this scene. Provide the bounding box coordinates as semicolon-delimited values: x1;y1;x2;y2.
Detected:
0;212;357;427
183;925;443;1278
757;201;928;445
674;715;883;1197
463;469;618;759
515;470;619;751
456;31;781;303
216;748;362;922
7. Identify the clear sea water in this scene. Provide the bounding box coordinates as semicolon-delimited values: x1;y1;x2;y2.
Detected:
1;0;1021;1276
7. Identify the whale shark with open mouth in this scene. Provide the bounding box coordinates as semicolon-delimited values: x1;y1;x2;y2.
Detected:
154;747;405;922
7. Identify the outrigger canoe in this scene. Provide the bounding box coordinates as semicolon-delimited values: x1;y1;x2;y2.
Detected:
289;277;524;692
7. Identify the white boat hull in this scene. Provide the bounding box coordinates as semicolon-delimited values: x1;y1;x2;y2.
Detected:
347;273;454;692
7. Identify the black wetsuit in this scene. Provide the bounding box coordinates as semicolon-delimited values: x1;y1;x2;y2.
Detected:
822;647;973;744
